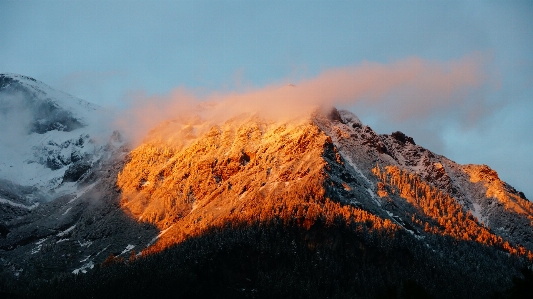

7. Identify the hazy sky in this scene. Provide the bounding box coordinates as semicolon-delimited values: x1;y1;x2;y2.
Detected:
1;0;532;198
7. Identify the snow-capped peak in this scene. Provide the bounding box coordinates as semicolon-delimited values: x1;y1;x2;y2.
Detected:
0;73;115;198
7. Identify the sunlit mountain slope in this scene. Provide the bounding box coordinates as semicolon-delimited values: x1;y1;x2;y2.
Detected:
117;109;533;260
2;75;532;298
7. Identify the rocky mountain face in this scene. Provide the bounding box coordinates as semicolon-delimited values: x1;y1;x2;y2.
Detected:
0;74;112;195
115;109;533;258
0;74;156;287
0;74;123;241
1;75;532;298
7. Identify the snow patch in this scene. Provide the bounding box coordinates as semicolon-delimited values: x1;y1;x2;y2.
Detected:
147;225;173;247
78;240;93;247
0;197;39;210
343;156;381;207
72;261;94;274
471;203;484;223
95;245;110;258
80;255;91;263
57;225;76;237
367;187;381;207
31;244;42;254
343;156;372;186
120;244;135;255
0;74;114;197
35;237;48;245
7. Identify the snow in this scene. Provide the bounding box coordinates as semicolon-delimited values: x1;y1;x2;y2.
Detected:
1;73;101;121
343;156;381;207
471;202;485;224
338;110;362;126
68;182;96;203
31;238;48;254
0;197;39;210
78;240;93;247
0;73;114;197
72;261;94;274
471;203;481;220
0;128;101;193
120;244;135;255
31;244;42;254
147;225;173;247
94;245;110;258
79;255;91;263
62;207;72;215
57;225;76;237
35;237;48;245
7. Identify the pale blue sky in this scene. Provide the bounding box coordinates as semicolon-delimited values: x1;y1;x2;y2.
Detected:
1;0;532;197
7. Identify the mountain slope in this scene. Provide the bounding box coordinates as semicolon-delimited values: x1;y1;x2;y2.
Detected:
1;75;532;298
0;73;111;195
116;109;533;259
0;75;157;291
316;109;533;253
25;107;527;299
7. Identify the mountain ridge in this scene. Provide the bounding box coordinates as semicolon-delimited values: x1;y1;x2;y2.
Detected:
0;73;114;196
1;74;532;298
116;108;533;258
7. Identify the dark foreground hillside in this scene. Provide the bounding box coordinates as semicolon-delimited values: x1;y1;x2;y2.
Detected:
5;219;532;299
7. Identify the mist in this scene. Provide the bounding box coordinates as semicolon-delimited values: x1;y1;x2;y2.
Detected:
117;53;492;147
0;92;34;149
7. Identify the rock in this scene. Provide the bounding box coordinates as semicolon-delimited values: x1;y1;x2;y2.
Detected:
391;131;416;145
63;161;92;182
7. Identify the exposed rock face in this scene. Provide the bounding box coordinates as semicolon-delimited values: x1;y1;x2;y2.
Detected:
116;108;533;258
117;115;396;253
318;108;533;252
62;161;93;182
0;149;158;281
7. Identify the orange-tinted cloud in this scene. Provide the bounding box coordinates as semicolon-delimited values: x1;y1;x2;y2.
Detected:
117;53;491;145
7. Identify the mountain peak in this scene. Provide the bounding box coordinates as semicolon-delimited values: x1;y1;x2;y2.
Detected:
114;107;533;260
0;73;114;193
2;78;533;297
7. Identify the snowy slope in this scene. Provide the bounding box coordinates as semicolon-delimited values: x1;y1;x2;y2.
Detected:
0;73;115;198
0;74;143;283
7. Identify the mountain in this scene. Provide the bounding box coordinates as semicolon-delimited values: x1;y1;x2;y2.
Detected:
1;75;532;298
0;73;118;195
0;74;158;289
0;73;130;228
116;109;533;257
0;74;153;284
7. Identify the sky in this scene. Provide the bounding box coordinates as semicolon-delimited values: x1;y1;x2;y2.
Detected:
0;0;532;198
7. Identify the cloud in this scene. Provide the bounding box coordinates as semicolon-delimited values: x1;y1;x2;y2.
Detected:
117;53;494;146
0;92;34;143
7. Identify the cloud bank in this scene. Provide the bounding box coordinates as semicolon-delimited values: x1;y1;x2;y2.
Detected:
118;53;494;146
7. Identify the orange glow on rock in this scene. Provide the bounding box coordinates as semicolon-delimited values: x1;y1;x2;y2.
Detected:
118;117;398;254
372;164;532;259
463;164;533;219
